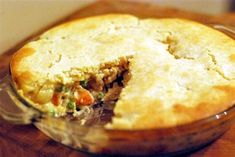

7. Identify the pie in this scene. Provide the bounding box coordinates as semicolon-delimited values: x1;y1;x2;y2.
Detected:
10;14;235;129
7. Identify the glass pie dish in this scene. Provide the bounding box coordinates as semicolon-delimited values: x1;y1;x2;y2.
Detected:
0;24;235;156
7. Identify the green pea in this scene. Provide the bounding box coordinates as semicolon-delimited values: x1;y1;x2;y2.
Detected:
67;101;76;109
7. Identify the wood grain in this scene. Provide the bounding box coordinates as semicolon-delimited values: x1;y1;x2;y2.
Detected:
0;0;235;156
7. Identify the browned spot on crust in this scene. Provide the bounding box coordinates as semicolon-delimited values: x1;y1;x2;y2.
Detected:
229;54;235;62
172;91;235;126
214;85;235;98
10;47;35;86
15;71;33;88
213;85;235;108
173;103;212;120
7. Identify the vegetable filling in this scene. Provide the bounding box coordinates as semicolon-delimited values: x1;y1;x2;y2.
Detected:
51;57;131;116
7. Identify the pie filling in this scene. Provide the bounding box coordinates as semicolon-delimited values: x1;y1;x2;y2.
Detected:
50;57;131;118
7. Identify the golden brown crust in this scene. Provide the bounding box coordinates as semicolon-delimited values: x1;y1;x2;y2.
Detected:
10;47;35;89
11;48;34;77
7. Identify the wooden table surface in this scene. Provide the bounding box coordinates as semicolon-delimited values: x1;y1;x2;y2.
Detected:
0;0;235;156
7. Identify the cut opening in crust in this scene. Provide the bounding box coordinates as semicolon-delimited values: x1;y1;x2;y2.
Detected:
49;56;132;123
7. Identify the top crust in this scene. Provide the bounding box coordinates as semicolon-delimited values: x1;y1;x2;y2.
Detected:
108;17;235;129
10;14;235;129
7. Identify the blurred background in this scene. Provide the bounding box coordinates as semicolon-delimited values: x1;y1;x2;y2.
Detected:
0;0;235;55
141;0;235;15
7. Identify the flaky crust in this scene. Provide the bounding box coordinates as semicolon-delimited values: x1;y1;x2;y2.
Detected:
10;14;235;129
108;17;235;129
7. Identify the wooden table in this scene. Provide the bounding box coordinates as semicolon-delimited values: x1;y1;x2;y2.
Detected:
0;0;235;156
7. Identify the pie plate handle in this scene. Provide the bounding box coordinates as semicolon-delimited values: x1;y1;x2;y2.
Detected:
0;75;41;124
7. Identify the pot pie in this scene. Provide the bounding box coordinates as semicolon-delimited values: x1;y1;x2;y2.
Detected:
10;14;235;129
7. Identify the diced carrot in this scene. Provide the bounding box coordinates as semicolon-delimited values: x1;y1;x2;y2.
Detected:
52;93;60;106
75;88;94;106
